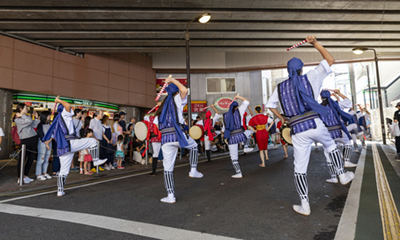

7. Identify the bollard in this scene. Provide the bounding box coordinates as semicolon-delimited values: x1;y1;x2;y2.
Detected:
145;140;148;165
20;144;26;186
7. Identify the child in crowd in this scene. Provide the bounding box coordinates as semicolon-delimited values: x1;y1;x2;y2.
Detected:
78;128;94;175
115;135;125;169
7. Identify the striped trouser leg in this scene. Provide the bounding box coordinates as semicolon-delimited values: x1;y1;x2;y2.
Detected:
343;144;352;162
189;148;198;169
328;148;345;175
337;144;343;157
163;171;175;194
294;172;309;202
327;162;337;179
232;159;241;174
88;143;99;160
57;175;67;193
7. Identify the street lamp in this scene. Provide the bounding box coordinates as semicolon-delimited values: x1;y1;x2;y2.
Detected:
352;47;386;144
186;13;211;129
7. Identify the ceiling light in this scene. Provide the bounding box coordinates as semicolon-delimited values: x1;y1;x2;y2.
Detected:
198;13;211;23
352;47;368;55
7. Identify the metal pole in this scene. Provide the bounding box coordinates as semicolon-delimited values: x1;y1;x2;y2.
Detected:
348;63;357;111
384;89;388;107
186;29;192;129
372;49;386;144
145;140;148;165
366;65;373;109
20;144;26;186
363;91;366;107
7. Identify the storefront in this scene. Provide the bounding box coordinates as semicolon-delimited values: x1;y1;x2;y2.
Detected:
13;92;119;120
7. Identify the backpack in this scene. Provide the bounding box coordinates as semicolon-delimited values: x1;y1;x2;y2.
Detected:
11;126;21;145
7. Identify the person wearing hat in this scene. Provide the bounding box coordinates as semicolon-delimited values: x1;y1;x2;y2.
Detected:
266;36;354;215
118;111;130;146
153;76;203;204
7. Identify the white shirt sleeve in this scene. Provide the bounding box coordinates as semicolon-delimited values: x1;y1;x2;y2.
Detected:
265;88;280;109
238;100;249;116
113;122;121;135
61;108;74;119
305;60;333;100
356;112;363;119
174;93;188;107
0;127;4;137
338;98;352;110
153;116;159;126
213;113;220;127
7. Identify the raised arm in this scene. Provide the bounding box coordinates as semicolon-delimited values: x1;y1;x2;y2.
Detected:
307;36;335;66
165;76;188;99
211;104;219;115
247;106;254;116
236;95;250;103
55;95;71;112
334;89;348;100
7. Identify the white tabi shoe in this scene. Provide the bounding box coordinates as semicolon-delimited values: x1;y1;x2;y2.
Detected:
353;149;359;153
57;191;65;197
339;171;355;185
93;158;107;166
293;200;311;216
344;161;357;168
326;178;338;184
231;173;243;179
189;170;203;178
160;194;176;204
244;147;254;153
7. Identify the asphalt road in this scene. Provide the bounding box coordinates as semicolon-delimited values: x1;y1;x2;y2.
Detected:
0;144;359;240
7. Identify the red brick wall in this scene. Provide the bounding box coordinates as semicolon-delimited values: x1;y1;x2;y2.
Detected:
0;35;155;108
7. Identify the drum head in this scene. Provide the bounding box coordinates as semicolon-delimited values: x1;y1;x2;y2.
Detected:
280;124;292;146
135;121;148;141
189;125;203;140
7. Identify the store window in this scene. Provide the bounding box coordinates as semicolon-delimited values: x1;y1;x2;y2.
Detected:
207;78;236;93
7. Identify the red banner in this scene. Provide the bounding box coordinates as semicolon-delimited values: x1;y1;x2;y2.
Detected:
183;101;207;113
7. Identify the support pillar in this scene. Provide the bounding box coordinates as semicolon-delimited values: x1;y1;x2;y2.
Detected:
0;89;14;160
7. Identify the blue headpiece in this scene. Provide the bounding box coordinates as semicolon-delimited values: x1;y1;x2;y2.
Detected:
287;57;329;117
320;90;352;139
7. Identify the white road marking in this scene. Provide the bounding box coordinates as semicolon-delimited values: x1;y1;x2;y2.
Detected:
0;203;241;240
334;148;366;240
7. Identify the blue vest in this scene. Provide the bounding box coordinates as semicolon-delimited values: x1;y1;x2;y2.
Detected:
320;105;342;139
278;75;318;134
159;100;181;145
359;116;367;129
223;110;247;145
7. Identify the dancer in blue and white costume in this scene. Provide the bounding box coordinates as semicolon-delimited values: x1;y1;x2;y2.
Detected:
266;36;354;215
223;95;254;179
319;89;357;185
153;76;202;204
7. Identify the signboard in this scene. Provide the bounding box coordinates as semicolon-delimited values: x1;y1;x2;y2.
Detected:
156;78;187;95
183;101;207;113
214;97;234;111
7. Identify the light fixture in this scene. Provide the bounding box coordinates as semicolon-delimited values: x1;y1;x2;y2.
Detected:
352;47;368;55
198;13;211;23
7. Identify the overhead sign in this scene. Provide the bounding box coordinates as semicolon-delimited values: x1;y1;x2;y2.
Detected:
214;97;234;111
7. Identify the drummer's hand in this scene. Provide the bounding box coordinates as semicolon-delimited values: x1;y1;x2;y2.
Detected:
165;75;174;84
55;95;61;103
306;36;317;45
280;117;288;123
334;89;340;94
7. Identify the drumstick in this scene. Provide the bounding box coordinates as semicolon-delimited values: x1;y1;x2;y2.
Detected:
52;103;57;115
203;105;213;110
155;75;172;101
287;36;316;52
147;105;158;114
227;94;239;108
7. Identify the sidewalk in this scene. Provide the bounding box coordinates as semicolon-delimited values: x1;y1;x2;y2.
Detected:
0;150;236;196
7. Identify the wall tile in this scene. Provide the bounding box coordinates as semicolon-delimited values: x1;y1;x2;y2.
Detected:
109;57;129;77
13;70;53;94
129;79;146;93
129;92;147;107
0;67;13;89
0;46;14;69
53;51;86;66
53;78;85;99
14;50;53;76
85;68;109;87
0;35;14;48
53;60;86;82
85;54;109;71
84;84;108;102
109;74;129;90
14;40;53;58
146;82;155;96
129;53;147;67
108;88;129;105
